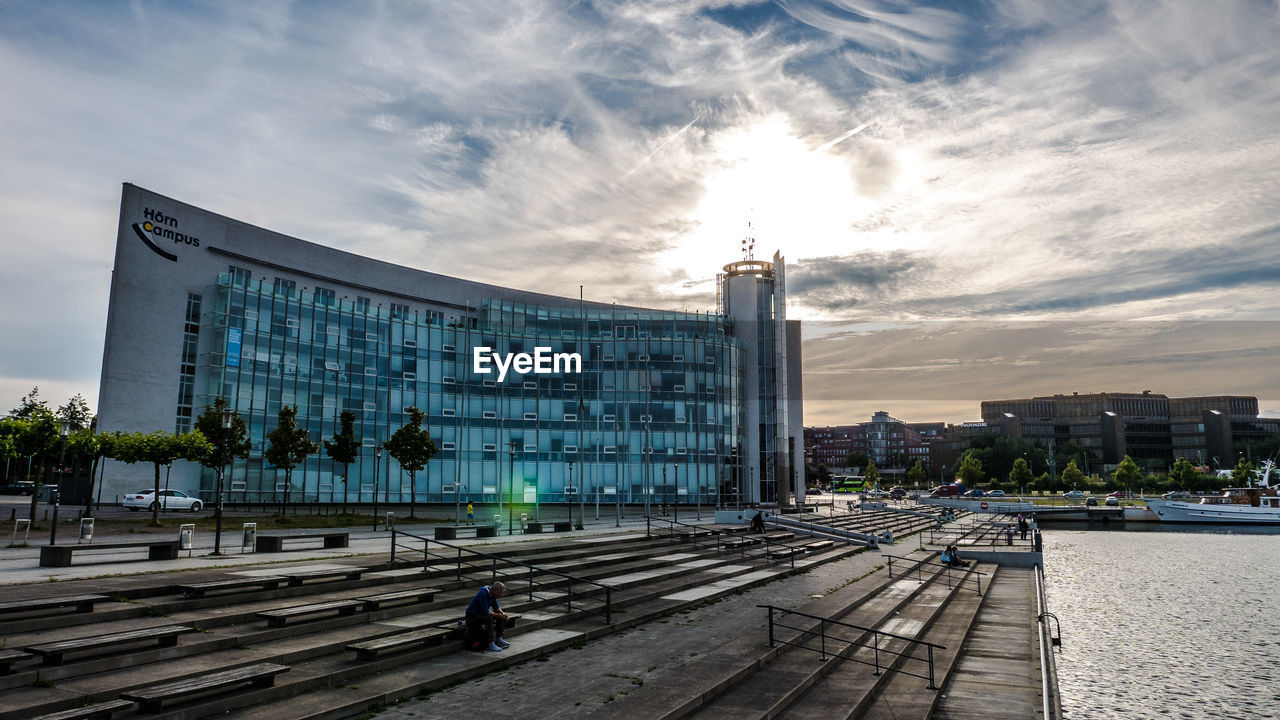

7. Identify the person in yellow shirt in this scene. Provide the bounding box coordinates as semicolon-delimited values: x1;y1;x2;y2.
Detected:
466;502;474;525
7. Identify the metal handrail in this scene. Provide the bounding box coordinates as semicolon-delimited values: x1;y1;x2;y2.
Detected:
390;529;613;624
1035;563;1063;719
757;604;945;689
883;554;984;595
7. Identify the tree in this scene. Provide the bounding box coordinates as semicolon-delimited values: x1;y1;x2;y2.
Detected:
112;431;211;526
384;407;438;519
1168;458;1200;491
67;428;102;514
194;398;251;552
9;386;49;419
1009;457;1033;495
265;406;318;516
1060;459;1084;489
906;459;926;488
845;452;870;473
1230;458;1257;486
862;460;882;489
955;451;984;486
1112;455;1142;495
16;407;58;522
56;394;93;431
323;410;361;514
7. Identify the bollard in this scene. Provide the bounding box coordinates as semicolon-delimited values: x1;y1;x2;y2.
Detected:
242;523;257;553
385;512;395;530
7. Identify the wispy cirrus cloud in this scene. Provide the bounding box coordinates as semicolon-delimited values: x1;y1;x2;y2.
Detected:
0;0;1277;422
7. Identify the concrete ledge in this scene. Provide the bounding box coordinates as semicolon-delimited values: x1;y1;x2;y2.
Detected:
953;550;1043;568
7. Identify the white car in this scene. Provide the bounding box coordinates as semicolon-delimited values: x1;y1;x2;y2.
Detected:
122;489;203;512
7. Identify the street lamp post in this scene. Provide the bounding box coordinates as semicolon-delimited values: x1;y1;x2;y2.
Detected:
51;421;70;546
508;442;517;536
372;445;383;531
568;461;575;530
213;408;232;555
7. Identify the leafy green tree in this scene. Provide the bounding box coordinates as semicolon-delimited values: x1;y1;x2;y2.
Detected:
1112;456;1142;495
323;410;361;514
1054;440;1090;475
845;452;870;473
67;428;102;514
384;407;439;519
1060;459;1084;489
1168;458;1200;491
906;459;926;488
194;398;251;551
15;407;59;521
111;431;211;526
1009;457;1033;495
1230;458;1257;486
955;451;985;486
265;406;319;516
863;460;882;489
9;386;49;419
56;393;93;431
965;434;1049;486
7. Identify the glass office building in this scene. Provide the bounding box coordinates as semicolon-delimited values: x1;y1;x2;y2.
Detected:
97;184;804;507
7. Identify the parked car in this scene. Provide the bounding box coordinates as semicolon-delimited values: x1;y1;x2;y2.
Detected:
1162;490;1191;499
888;486;907;500
987;490;1006;497
1085;497;1099;506
1107;490;1135;499
1062;490;1085;499
1104;496;1120;506
1;481;35;495
122;489;203;512
865;489;891;498
962;489;985;497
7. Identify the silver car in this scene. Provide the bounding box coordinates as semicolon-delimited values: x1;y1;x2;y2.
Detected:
122;489;203;512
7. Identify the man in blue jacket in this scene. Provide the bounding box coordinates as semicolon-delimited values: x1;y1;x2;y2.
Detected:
466;581;510;652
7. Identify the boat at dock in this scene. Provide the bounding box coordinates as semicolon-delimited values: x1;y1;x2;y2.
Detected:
1143;460;1280;525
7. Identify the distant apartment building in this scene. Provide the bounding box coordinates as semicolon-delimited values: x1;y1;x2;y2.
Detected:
805;412;945;475
981;391;1278;471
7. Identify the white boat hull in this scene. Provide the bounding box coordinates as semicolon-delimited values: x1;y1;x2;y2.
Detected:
1143;498;1280;525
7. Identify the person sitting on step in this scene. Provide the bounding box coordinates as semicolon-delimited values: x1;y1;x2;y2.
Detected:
465;581;511;652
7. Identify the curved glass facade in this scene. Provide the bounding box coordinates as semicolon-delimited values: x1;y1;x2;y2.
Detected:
204;273;747;505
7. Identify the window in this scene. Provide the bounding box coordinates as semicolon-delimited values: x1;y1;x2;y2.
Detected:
604;446;616;454
482;411;497;419
524;444;537;452
324;361;340;371
285;318;299;328
674;385;685;392
442;408;456;417
638;354;649;362
363;402;377;411
564;382;577;391
603;354;614;361
482;379;497;387
390;303;409;319
673;355;684;362
364;367;377;376
640;414;653;423
443;376;456;384
443;343;456;352
228;265;251;285
523;412;538;421
323;397;336;408
404;339;416;348
365;331;378;341
403;372;417;380
442;441;455;450
244;310;258;321
564;413;577;422
355;296;370;313
603;414;615;422
273;278;295;296
564;445;577;453
313;287;335;306
523;381;537;390
677;447;687;455
482;443;497;452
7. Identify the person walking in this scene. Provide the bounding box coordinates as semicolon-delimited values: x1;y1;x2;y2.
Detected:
1004;524;1015;545
1018;516;1029;541
466;501;474;525
465;581;511;652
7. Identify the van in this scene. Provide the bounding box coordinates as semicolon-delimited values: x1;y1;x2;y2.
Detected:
930;484;962;497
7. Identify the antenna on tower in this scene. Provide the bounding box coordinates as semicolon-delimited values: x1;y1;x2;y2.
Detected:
741;218;756;261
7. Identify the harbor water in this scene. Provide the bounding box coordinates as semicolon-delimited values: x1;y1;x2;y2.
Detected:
1043;528;1280;719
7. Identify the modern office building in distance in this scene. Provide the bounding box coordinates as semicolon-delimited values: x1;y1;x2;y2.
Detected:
982;391;1278;471
97;184;804;508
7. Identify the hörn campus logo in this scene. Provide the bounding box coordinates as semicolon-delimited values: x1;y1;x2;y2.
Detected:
473;346;581;383
131;207;200;262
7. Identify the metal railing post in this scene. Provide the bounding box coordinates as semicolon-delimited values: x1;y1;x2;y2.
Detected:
820;618;827;661
646;515;650;538
529;566;534;601
491;557;497;585
390;529;397;563
456;546;462;580
422;538;429;572
606;588;612;625
767;606;775;647
887;556;894;577
873;632;881;675
928;645;937;689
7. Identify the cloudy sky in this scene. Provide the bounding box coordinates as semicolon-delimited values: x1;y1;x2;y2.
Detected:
1;0;1277;425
